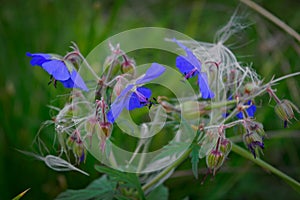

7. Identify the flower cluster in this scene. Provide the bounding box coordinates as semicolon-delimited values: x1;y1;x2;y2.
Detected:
27;21;299;189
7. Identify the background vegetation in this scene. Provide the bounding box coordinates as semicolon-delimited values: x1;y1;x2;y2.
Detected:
1;0;299;199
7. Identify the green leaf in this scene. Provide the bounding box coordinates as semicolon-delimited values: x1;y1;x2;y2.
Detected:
146;185;169;200
55;175;116;200
190;144;200;179
95;165;145;200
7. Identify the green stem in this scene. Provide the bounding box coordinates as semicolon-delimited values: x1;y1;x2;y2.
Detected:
142;148;192;192
205;99;237;110
231;143;300;193
240;0;300;43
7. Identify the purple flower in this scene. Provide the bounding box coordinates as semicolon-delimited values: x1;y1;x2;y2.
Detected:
236;100;256;119
243;131;264;158
173;39;214;99
107;63;166;123
26;52;88;91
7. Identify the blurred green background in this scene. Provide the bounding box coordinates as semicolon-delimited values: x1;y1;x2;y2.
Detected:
1;0;300;199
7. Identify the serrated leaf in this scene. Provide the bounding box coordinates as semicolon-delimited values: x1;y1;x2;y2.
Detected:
55;175;116;200
146;185;169;200
190;144;200;179
95;165;145;200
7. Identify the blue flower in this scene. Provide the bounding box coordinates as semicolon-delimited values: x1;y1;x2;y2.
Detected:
173;39;214;99
26;52;88;91
236;100;256;119
107;63;166;123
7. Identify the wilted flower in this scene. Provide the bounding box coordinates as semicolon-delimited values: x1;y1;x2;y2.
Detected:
243;131;264;158
26;52;88;91
66;130;87;164
241;119;265;158
107;63;166;123
173;39;214;99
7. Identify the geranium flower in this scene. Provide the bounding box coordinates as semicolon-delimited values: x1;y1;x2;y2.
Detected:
107;63;166;123
26;52;88;91
173;39;214;99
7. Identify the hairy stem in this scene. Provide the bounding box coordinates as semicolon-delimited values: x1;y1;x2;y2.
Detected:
240;0;300;43
231;143;300;193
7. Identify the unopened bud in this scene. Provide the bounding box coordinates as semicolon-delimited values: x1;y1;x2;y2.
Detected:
85;117;112;151
219;138;232;157
244;82;259;95
206;149;225;174
121;57;135;75
73;138;86;164
113;76;129;97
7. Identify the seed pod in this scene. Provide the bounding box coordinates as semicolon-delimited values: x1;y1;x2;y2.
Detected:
274;99;299;128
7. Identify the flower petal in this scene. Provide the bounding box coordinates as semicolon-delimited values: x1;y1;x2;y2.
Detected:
198;72;215;99
176;55;199;77
60;78;74;88
246;102;256;117
70;70;89;91
127;87;152;110
173;39;201;71
107;84;134;123
236;112;244;119
42;60;70;81
135;63;165;85
26;52;51;66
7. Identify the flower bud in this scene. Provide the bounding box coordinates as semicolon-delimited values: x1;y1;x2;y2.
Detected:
121;56;135;75
274;99;299;128
244;82;259;95
206;149;225;175
85;117;112;151
66;131;78;149
85;117;100;135
219;138;232;157
113;76;129;97
244;120;266;139
99;122;112;138
66;130;87;164
73;138;86;164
